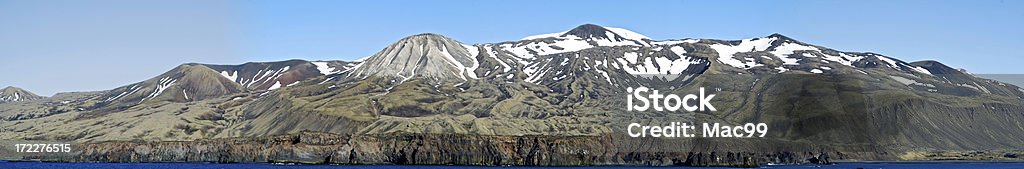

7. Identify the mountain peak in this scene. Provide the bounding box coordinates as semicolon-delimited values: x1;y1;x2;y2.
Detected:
520;24;651;43
97;64;244;105
766;33;799;43
560;24;650;41
0;86;44;103
348;32;479;83
562;24;612;39
1;86;26;93
1;86;33;94
767;33;789;39
910;60;962;75
409;33;446;38
2;86;18;91
394;33;469;47
402;33;464;44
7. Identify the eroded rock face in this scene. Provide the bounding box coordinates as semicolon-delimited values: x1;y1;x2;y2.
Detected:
27;132;862;167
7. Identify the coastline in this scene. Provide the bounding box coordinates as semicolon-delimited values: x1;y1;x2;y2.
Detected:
3;160;1024;168
4;132;1020;167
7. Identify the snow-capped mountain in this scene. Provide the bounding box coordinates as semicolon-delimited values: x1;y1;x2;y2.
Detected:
521;24;651;46
466;24;707;87
321;24;1022;99
505;24;650;59
0;86;44;104
76;23;1023;109
696;34;925;75
509;25;928;77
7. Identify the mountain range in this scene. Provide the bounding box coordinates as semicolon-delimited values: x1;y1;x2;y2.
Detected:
1;24;1023;166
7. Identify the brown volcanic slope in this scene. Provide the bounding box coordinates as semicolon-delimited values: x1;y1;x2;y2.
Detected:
0;59;356;142
2;24;1024;166
82;60;356;115
83;64;245;116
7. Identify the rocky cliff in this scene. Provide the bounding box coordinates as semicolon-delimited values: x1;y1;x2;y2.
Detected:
26;132;867;167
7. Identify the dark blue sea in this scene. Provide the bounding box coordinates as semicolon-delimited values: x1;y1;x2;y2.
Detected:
2;161;1024;169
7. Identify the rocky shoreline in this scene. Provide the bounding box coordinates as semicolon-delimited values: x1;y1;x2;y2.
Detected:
15;132;874;167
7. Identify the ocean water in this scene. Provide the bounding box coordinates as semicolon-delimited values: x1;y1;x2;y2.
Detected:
1;162;1024;169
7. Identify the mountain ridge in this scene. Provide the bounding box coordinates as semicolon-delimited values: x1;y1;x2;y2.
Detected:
2;23;1023;167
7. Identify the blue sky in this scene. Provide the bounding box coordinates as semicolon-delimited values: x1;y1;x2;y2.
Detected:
1;0;1022;96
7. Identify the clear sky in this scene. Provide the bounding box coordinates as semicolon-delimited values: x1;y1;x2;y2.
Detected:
1;0;1022;96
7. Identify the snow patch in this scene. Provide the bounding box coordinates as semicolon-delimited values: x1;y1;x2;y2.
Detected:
502;27;651;61
521;32;566;40
243;66;290;89
440;44;469;80
967;82;990;93
311;62;336;75
500;38;591;59
146;77;177;100
710;37;775;69
462;44;480;57
614;51;695;80
106;84;141;102
592;36;644;46
856;69;869;75
268;81;283;90
594;60;612;84
219;71;238;83
651;39;699;46
876;56;899;69
624;52;640;63
890;76;935;88
770;42;817;65
484;45;512;72
462;44;481;79
669;46;687;57
910;66;932;75
605;27;650;41
775;67;789;73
